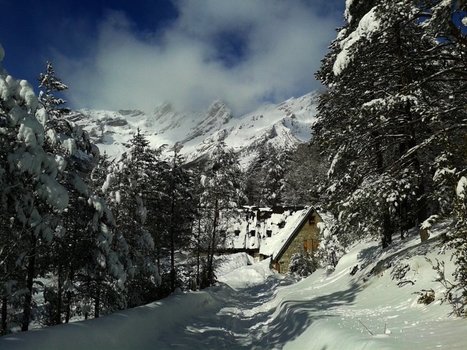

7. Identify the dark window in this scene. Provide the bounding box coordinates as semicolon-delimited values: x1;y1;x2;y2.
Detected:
234;229;240;237
250;230;256;237
308;216;315;225
278;221;285;229
266;230;272;238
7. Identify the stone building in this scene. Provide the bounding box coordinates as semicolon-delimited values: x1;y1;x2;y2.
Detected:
268;207;322;273
222;206;324;273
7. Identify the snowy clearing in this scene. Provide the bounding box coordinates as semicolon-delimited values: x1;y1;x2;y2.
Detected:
1;227;466;349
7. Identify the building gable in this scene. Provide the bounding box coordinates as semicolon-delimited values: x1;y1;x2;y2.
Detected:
221;206;322;272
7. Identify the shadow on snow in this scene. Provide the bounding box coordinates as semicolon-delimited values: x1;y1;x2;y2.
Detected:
157;276;361;349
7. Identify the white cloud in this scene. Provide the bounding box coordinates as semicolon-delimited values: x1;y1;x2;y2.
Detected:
56;0;339;114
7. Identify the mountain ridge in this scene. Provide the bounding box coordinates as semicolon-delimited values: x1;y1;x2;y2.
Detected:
75;92;319;167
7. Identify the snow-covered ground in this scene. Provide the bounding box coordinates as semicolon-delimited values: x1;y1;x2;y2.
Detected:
1;227;466;349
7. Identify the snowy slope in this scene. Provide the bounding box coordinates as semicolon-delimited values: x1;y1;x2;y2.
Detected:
2;223;466;349
73;92;318;166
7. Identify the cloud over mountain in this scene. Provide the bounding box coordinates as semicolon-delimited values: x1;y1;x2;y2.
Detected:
57;0;340;114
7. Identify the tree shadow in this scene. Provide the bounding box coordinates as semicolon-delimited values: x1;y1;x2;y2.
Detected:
357;244;382;270
356;232;445;281
157;278;361;349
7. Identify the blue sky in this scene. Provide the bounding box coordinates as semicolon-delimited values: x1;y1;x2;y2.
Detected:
1;0;345;113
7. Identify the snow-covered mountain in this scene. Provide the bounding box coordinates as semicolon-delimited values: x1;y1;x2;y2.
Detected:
73;92;318;166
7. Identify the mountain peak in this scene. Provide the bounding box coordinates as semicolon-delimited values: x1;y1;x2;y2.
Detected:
76;92;319;167
205;100;232;122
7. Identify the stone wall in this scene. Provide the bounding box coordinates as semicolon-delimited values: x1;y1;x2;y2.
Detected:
276;212;322;273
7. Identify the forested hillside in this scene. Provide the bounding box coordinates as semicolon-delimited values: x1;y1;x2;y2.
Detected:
312;0;467;315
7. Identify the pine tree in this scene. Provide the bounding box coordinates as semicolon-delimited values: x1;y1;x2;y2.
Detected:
38;61;68;119
103;130;160;306
0;52;69;332
288;253;317;278
259;145;288;207
163;144;195;292
36;62;121;324
422;0;467;315
198;144;246;287
314;0;467;249
283;143;328;206
446;176;467;316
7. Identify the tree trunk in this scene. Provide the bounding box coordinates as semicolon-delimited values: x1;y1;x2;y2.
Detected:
207;199;219;286
170;190;176;292
55;265;63;325
416;178;427;224
21;236;36;331
65;292;71;323
1;295;7;335
382;211;393;249
196;216;201;290
94;282;100;319
65;270;74;323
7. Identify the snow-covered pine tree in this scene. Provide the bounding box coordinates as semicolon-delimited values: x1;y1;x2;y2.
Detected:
38;61;68;119
37;62;124;323
198;143;246;287
162;144;195;292
258;145;288;207
283;143;328;206
316;216;345;272
37;61;85;324
0;45;69;331
103;130;160;307
189;163;206;290
446;176;467;316
84;153;128;318
314;0;466;249
422;0;467;315
288;252;317;278
246;144;294;207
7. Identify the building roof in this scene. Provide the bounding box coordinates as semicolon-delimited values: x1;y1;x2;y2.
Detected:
269;206;314;261
222;206;315;259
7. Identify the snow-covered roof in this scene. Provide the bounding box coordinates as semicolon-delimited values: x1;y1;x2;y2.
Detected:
260;207;313;259
222;206;314;259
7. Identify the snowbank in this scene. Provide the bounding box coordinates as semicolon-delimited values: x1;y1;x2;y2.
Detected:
281;226;466;349
215;252;255;277
0;291;221;350
218;258;276;290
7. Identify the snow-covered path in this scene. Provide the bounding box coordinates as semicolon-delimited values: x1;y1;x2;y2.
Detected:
1;270;305;350
155;276;296;349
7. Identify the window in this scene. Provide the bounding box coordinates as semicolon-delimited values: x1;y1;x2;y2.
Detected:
250;230;256;237
234;229;240;237
266;230;272;238
278;221;285;229
308;216;315;225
